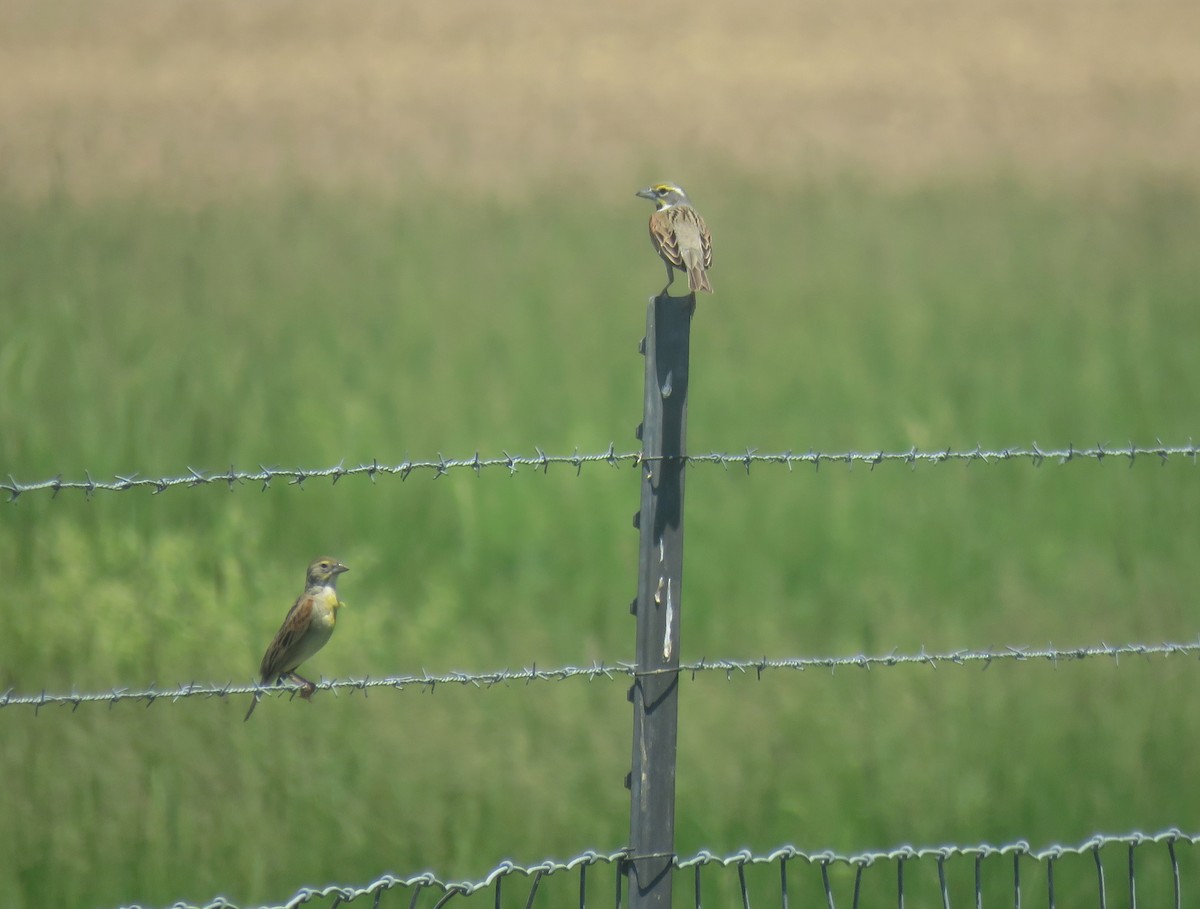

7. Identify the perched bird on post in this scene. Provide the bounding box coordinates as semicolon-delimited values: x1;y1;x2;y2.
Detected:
244;557;349;721
636;182;713;296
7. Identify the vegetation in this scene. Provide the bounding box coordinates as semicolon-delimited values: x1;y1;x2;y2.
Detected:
2;176;1198;908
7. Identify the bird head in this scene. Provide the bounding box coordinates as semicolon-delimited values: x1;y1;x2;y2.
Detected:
307;557;349;587
636;182;691;210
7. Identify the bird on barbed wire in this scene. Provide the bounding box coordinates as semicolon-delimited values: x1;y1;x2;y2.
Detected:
244;556;349;721
636;182;713;298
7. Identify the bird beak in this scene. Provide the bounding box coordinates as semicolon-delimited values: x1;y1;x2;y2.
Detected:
334;563;349;575
635;187;656;200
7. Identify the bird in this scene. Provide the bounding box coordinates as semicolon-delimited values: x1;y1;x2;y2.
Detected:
635;182;713;296
244;556;349;721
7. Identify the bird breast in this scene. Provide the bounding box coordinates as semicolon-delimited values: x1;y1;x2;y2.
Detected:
310;587;341;629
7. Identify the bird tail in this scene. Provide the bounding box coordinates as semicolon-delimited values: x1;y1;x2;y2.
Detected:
687;263;713;294
244;692;260;721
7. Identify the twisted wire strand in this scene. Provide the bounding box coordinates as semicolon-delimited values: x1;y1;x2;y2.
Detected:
674;829;1199;870
7;639;1198;712
4;440;1197;501
114;829;1199;909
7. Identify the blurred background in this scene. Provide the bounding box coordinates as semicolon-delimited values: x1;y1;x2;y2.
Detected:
1;1;1198;907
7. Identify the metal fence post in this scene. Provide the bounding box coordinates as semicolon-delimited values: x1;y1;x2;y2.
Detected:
626;292;693;909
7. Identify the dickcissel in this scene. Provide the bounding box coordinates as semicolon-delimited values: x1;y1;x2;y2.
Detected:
244;556;349;721
636;182;713;296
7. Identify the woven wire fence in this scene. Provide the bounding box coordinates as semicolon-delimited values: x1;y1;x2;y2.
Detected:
116;831;1198;909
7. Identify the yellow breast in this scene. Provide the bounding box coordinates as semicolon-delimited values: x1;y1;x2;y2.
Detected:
309;587;342;631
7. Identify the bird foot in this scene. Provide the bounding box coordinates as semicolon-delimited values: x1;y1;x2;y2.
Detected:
288;673;318;700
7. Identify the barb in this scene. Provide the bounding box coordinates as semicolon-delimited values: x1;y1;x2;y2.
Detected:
4;441;1196;501
7;639;1198;712
111;830;1198;909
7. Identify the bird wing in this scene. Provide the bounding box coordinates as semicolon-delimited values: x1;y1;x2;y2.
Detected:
697;213;713;269
258;593;314;682
671;214;709;273
649;212;686;269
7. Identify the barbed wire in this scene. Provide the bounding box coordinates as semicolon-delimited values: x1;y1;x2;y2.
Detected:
115;829;1197;909
4;440;1197;501
8;638;1197;713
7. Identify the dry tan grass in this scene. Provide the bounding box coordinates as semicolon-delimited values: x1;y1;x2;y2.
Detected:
1;0;1198;200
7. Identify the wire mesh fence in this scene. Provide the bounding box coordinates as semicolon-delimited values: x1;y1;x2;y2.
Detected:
111;830;1198;909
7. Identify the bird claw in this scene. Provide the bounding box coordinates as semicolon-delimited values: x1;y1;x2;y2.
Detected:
288;673;317;700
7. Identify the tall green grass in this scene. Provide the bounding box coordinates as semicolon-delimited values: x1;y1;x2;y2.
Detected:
1;177;1198;908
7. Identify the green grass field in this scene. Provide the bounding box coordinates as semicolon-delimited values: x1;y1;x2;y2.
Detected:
2;176;1199;908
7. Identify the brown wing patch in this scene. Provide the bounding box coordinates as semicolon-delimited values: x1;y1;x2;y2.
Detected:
649;212;685;269
697;213;713;269
259;595;314;681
